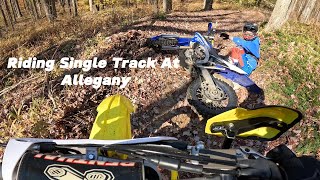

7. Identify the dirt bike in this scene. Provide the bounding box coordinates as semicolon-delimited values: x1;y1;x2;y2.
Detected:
148;23;260;116
0;95;303;180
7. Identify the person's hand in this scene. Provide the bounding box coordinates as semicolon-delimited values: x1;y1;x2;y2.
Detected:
237;158;283;180
220;32;230;40
267;145;320;180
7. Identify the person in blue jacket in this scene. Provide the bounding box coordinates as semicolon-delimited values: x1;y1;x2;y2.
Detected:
220;23;260;75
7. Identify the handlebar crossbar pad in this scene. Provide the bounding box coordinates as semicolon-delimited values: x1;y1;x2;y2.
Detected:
16;152;143;180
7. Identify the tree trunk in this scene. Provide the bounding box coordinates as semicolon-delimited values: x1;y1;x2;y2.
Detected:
203;0;213;11
42;0;51;21
31;0;39;19
0;2;9;27
9;0;17;22
14;0;22;17
59;0;65;12
11;0;22;17
42;0;56;22
3;0;14;29
89;0;98;12
67;0;71;15
51;0;57;18
152;0;158;14
292;0;320;23
36;0;42;15
89;0;93;11
72;0;77;16
25;0;33;18
266;0;320;31
163;0;172;13
23;0;27;10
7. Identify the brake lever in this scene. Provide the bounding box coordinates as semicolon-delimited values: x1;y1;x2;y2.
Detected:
239;146;271;160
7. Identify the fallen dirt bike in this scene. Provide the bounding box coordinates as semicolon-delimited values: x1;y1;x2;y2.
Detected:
1;95;303;180
148;23;261;116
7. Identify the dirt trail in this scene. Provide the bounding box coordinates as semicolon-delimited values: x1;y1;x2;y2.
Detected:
125;9;268;149
88;9;268;150
0;9;269;151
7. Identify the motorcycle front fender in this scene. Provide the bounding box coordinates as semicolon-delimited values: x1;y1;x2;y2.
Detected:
90;94;134;140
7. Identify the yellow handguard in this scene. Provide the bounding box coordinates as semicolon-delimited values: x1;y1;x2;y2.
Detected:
205;106;302;141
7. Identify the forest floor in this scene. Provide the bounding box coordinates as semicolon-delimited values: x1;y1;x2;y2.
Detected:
1;3;319;161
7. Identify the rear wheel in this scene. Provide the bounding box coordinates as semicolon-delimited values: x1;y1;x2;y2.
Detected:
187;78;238;117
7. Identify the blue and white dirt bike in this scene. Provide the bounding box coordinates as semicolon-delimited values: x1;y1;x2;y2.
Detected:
148;23;261;116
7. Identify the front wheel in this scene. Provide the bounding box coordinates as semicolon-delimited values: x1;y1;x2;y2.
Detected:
187;78;238;117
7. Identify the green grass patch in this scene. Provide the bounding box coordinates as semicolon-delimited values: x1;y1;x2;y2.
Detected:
259;22;320;155
296;128;320;156
260;22;320;111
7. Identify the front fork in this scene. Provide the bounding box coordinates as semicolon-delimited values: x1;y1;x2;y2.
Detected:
199;68;235;149
199;67;218;91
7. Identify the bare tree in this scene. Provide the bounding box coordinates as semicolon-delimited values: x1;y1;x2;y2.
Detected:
10;0;22;18
9;0;17;22
2;0;14;28
163;0;172;13
72;0;77;16
42;0;51;21
36;0;42;15
52;0;57;18
66;0;71;14
23;0;27;11
89;0;99;13
42;0;57;22
26;0;40;19
203;0;213;11
266;0;320;31
0;2;9;27
89;0;94;12
59;0;65;12
152;0;158;14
